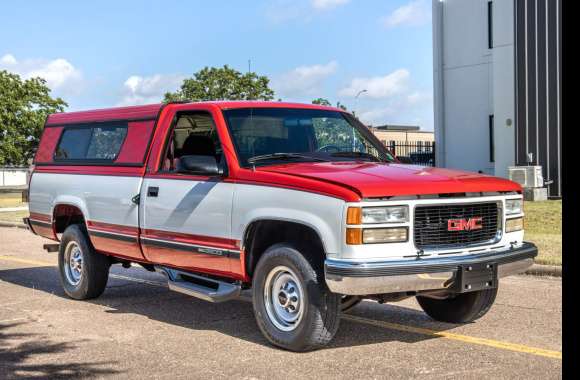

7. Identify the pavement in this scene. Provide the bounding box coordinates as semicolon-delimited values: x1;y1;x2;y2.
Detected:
0;227;562;379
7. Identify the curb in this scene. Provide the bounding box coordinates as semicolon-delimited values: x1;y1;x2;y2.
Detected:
525;264;562;277
0;221;27;229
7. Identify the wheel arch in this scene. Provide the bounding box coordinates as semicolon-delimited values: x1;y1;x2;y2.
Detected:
242;218;327;280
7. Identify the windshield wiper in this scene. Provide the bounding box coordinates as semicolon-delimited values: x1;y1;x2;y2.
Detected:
330;151;382;162
247;152;328;165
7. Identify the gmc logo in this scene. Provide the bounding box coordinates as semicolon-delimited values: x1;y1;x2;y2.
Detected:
447;217;483;231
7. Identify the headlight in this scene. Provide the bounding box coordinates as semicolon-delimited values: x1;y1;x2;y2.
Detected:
505;199;523;215
506;217;524;232
361;206;409;224
362;227;408;244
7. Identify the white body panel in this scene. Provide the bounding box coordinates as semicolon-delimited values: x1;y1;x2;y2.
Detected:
29;172;141;227
231;184;345;256
139;178;233;240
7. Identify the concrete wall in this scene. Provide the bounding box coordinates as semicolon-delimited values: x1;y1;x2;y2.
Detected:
433;0;515;176
0;168;28;187
372;131;434;144
433;0;496;175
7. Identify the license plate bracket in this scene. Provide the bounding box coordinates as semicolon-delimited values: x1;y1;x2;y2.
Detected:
455;262;498;293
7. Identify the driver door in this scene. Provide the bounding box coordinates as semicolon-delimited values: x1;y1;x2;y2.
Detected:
140;111;238;277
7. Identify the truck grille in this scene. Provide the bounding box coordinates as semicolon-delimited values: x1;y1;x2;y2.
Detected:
414;202;500;249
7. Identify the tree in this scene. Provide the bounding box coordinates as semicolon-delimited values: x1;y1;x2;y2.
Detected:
164;65;275;102
311;98;348;111
0;71;67;166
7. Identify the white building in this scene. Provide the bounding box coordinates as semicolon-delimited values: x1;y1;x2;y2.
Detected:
432;0;561;198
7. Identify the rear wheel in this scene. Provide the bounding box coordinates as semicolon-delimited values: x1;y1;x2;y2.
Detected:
416;288;498;323
58;224;110;300
252;244;341;351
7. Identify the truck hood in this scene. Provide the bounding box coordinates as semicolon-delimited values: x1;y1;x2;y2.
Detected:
258;162;521;198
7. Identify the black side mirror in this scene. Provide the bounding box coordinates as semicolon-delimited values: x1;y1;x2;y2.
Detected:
177;155;222;175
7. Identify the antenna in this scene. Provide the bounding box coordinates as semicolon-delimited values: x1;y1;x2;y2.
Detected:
248;59;251;73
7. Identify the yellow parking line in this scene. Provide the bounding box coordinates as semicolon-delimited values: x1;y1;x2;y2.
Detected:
0;254;561;360
0;255;53;267
342;314;562;360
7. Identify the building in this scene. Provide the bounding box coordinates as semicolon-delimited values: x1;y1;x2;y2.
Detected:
432;0;561;198
371;124;435;145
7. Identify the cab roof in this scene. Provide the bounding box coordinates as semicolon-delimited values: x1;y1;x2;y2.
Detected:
45;101;347;126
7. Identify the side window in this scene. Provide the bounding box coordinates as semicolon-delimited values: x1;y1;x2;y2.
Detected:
162;113;223;172
54;125;127;161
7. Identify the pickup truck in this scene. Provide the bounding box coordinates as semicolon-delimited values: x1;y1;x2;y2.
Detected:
25;101;537;351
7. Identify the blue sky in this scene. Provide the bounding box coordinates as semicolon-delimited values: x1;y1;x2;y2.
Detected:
0;0;434;129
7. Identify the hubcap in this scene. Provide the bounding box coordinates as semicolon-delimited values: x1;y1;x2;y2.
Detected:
263;266;305;332
64;241;83;286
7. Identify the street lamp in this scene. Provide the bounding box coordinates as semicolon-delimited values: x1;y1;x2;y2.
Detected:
353;89;367;150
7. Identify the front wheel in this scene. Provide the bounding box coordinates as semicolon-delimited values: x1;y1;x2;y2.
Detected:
252;244;341;351
416;288;498;323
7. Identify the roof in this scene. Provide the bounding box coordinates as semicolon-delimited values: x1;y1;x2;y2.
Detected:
374;124;421;131
45;101;347;126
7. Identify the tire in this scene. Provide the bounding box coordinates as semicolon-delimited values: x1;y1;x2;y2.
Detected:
58;224;110;300
416;288;498;323
252;244;341;351
340;296;362;312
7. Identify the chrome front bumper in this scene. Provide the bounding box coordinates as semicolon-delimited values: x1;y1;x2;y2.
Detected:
325;242;538;295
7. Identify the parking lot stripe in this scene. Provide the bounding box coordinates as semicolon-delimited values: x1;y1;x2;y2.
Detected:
0;254;561;360
342;314;562;360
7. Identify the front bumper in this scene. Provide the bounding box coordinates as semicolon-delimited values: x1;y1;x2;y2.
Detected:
325;242;538;295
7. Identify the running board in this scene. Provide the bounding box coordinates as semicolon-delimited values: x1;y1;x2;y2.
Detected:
155;267;241;303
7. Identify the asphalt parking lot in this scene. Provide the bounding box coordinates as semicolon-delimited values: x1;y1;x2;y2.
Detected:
0;227;561;379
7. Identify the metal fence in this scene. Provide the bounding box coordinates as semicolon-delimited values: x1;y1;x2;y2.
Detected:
384;141;436;166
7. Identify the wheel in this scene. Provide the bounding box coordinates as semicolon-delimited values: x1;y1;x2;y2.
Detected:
58;224;110;300
252;244;341;351
416;288;498;323
340;296;361;312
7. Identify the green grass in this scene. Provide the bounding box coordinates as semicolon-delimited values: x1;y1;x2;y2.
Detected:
0;210;29;224
524;200;562;266
0;192;25;208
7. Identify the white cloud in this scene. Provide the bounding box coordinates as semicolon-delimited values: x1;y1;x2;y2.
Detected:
339;69;410;99
381;0;431;29
311;0;349;10
405;90;432;106
273;61;338;98
0;53;82;91
117;74;185;106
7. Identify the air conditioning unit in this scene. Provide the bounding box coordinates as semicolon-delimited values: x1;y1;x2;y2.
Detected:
508;166;543;188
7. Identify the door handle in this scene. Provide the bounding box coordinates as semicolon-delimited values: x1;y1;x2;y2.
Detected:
147;186;159;197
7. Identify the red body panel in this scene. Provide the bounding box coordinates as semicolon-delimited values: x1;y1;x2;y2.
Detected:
45;104;163;126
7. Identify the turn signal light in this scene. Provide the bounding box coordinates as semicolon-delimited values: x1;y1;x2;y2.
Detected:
346;228;362;245
506;217;524;232
346;207;362;225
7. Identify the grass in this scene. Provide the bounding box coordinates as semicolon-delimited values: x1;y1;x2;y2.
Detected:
0;192;25;208
0;210;29;224
524;200;562;266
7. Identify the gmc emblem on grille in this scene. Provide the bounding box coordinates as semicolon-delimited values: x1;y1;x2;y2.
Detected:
447;217;483;231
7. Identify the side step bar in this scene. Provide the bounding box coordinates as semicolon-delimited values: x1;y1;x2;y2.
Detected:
155;267;241;303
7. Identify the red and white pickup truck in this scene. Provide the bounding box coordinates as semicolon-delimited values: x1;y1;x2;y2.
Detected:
25;101;537;351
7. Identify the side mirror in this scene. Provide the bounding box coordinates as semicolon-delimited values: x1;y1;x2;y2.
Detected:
177;155;222;175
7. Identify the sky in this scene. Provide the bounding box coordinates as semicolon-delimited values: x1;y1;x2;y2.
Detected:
0;0;434;129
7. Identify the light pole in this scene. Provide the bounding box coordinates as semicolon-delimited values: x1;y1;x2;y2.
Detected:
353;89;367;150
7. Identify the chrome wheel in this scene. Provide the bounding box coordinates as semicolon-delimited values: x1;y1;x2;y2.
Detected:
64;241;83;286
263;266;305;332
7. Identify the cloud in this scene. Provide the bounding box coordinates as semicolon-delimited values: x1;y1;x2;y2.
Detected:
0;53;82;91
381;0;431;29
311;0;349;10
339;69;410;99
117;74;185;106
273;61;338;98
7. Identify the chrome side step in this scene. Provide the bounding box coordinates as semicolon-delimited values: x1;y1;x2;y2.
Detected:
155;267;241;303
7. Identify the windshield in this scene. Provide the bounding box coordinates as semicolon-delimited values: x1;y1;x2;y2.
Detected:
222;108;394;167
